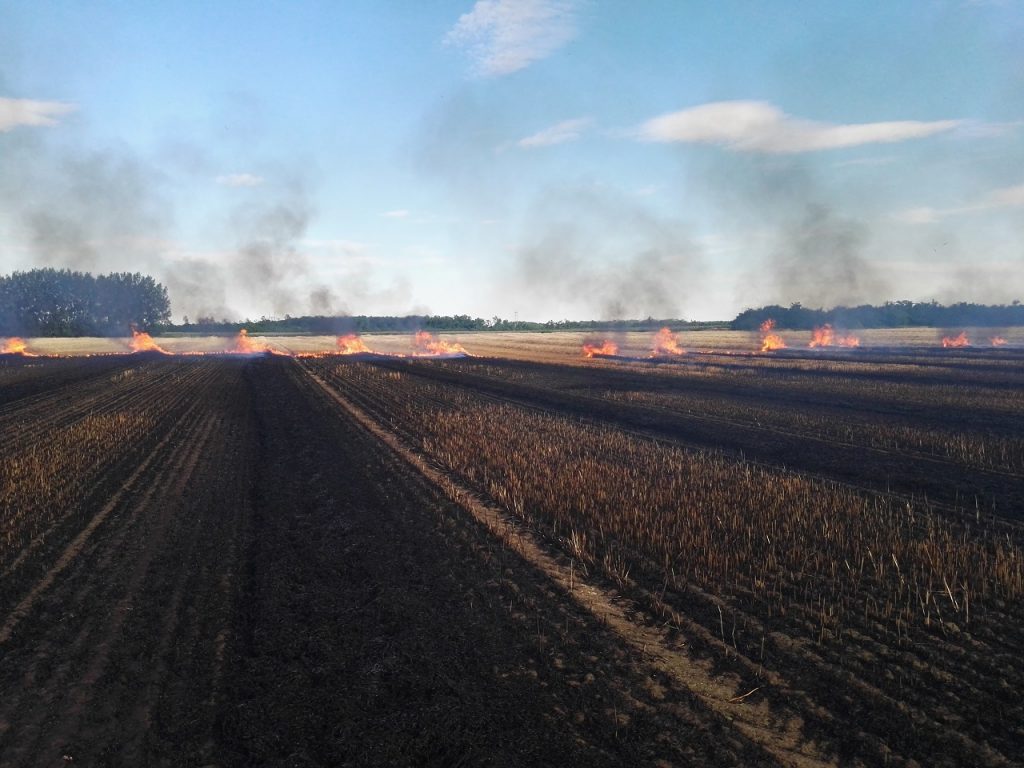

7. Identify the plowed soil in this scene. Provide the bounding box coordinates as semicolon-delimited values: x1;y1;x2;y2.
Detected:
1;350;1021;767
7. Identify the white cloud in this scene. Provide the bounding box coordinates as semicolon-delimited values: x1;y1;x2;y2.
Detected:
215;173;264;187
636;101;961;154
517;117;590;148
895;183;1024;224
833;156;898;169
954;119;1023;139
0;97;76;132
986;184;1024;208
445;0;578;77
382;209;410;218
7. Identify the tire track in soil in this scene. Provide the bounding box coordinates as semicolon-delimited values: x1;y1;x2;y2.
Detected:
0;398;207;647
0;362;217;584
299;362;837;768
0;362;216;589
33;412;221;758
0;401;212;761
0;359;254;767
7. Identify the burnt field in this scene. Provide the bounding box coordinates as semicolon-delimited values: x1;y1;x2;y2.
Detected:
1;343;1023;767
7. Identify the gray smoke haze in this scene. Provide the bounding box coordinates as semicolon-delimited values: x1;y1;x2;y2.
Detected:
0;135;172;274
230;184;310;317
694;154;890;309
411;87;516;214
160;258;231;323
770;203;887;308
226;178;352;319
0;121;361;321
512;185;704;320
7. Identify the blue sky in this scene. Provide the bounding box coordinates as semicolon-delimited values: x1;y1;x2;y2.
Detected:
1;0;1021;321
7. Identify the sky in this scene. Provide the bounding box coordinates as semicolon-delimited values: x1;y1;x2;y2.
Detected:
0;0;1022;322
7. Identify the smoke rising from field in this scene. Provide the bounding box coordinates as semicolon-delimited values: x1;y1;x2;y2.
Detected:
512;185;704;320
412;88;513;214
695;155;890;309
229;182;312;317
0;134;172;274
0;120;363;321
160;258;231;323
771;203;887;308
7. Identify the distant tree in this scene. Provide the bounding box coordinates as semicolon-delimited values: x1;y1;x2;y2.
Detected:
731;300;1024;330
0;268;171;336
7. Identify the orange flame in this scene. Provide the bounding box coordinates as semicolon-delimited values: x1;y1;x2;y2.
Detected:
808;324;835;348
582;340;619;358
651;327;685;356
759;319;786;351
809;324;860;348
991;336;1007;347
337;334;373;354
942;332;970;348
413;331;468;357
2;337;32;355
231;329;274;354
129;329;169;354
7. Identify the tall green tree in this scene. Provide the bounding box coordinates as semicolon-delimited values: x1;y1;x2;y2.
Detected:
0;268;171;336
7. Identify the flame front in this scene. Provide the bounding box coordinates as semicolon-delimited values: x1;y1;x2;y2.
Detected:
582;340;619;358
808;324;835;348
337;334;372;354
809;324;860;348
413;331;468;357
651;327;685;356
759;319;786;352
231;329;274;354
991;336;1007;347
942;332;970;348
129;329;169;354
2;337;31;355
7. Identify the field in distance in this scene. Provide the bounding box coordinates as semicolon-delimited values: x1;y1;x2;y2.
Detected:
11;325;1024;358
0;329;1022;766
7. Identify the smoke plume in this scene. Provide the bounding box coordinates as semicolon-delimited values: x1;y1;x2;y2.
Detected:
770;203;887;308
512;184;703;319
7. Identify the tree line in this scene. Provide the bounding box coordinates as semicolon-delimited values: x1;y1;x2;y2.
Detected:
731;301;1024;331
168;314;725;335
5;269;1020;337
0;269;171;336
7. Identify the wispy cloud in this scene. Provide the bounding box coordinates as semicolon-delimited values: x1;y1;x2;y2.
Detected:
894;183;1024;223
833;156;898;169
382;209;410;219
635;101;961;154
445;0;579;77
0;97;76;132
215;173;264;187
517;117;591;148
